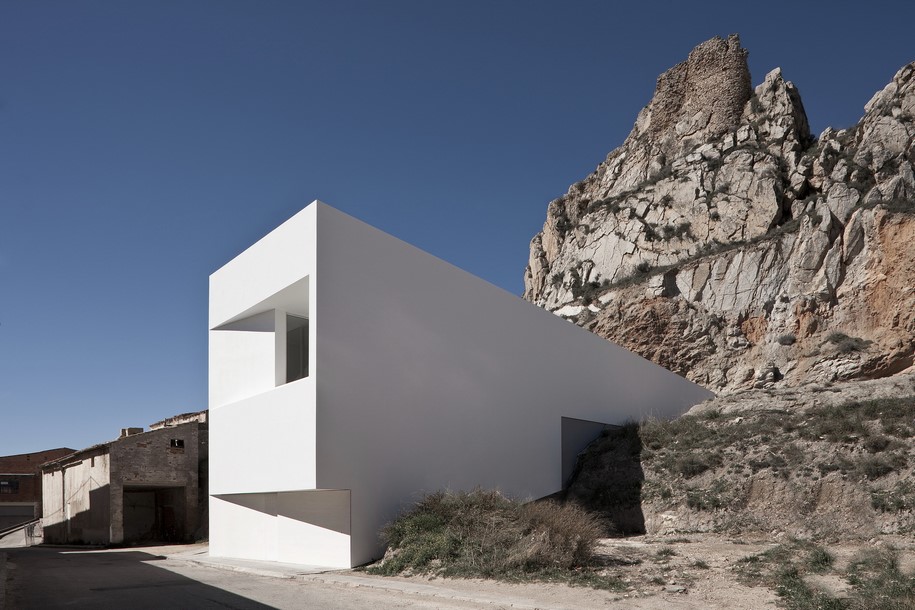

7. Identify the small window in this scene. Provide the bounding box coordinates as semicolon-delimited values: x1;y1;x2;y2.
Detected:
0;480;19;494
286;315;309;383
170;439;185;449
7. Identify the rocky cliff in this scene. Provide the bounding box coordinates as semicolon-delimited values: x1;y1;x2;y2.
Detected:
524;35;915;393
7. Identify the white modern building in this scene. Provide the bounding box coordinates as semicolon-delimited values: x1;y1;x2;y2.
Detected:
208;201;713;568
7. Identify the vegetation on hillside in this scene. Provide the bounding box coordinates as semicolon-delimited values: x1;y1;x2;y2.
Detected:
736;539;915;610
367;489;622;588
568;395;915;536
372;395;915;606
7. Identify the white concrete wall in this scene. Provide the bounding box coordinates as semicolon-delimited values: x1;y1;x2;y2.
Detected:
209;201;714;569
210;490;350;567
210;494;278;561
209;378;316;495
209;205;320;564
209;310;279;408
209;206;317;330
312;203;714;566
276;490;350;566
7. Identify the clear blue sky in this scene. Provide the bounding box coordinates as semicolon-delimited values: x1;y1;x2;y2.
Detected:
1;1;912;455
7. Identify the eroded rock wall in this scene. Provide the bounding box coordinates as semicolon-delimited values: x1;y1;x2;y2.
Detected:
524;37;915;392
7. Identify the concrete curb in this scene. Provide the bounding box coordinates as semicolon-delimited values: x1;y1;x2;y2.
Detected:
170;551;335;579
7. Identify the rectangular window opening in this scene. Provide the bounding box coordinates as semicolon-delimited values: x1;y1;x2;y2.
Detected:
170;439;185;449
286;314;309;383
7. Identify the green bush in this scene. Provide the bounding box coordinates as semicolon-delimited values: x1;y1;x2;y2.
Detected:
370;489;613;586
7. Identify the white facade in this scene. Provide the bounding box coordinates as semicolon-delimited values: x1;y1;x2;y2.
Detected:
209;201;714;568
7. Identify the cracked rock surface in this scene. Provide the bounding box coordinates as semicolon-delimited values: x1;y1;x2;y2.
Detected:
524;36;915;393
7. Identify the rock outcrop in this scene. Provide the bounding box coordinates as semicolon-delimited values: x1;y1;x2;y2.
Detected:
524;36;915;393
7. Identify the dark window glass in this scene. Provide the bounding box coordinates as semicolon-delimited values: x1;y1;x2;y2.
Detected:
286;315;309;382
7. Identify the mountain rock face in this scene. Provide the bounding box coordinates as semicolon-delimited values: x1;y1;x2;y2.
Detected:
524;35;915;393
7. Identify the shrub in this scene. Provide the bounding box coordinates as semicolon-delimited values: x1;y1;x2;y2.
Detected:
856;453;906;480
749;453;787;473
737;541;915;610
660;221;693;240
864;435;892;453
777;334;797;346
518;500;607;569
871;481;915;512
774;565;844;610
801;405;868;442
826;332;871;353
671;453;716;478
883;422;914;438
370;490;611;585
686;480;733;511
846;548;915;608
654;546;677;561
806;547;834;573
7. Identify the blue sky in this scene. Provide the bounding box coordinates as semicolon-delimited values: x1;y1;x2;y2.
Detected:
1;1;913;455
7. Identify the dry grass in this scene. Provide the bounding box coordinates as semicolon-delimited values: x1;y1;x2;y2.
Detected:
736;541;915;609
368;489;619;588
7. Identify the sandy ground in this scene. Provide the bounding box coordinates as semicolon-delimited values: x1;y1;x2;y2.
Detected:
411;535;780;609
355;533;915;609
6;535;914;609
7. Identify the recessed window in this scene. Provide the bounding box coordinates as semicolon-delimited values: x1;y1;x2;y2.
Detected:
286;315;309;383
0;480;19;494
170;439;185;449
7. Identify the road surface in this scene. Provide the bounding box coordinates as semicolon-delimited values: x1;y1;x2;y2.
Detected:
3;545;546;609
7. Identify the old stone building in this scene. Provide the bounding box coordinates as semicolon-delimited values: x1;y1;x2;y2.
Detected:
0;448;75;530
41;411;207;545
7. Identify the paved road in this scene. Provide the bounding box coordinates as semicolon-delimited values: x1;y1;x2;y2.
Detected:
6;546;276;609
2;546;515;609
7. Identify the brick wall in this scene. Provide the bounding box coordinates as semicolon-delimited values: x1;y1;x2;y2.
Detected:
0;448;75;510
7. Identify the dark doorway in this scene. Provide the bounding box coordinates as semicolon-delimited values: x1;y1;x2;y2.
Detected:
563;423;646;535
123;487;187;543
561;417;612;488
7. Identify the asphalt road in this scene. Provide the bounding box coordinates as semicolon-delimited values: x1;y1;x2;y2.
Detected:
2;546;508;610
6;546;277;609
